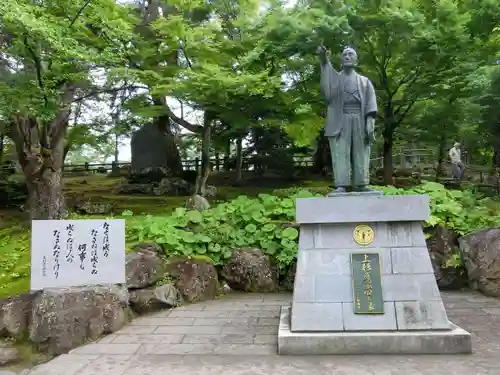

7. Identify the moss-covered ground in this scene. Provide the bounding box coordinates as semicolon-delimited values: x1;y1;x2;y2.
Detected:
0;173;331;299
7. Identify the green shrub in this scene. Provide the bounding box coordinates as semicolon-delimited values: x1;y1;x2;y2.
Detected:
126;181;500;274
375;181;500;234
125;189;323;272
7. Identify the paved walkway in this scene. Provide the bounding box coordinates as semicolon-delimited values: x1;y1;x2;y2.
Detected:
24;291;500;375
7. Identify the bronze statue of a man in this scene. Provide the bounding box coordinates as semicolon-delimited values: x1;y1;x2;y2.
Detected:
317;45;378;194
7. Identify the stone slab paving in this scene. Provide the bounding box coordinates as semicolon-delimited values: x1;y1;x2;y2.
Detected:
21;291;500;375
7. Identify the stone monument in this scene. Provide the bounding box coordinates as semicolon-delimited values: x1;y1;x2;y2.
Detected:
130;123;169;174
277;46;472;355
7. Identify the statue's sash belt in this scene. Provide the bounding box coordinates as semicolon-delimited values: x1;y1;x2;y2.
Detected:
342;103;362;114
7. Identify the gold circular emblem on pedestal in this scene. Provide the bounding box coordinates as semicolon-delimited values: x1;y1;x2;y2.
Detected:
353;224;374;246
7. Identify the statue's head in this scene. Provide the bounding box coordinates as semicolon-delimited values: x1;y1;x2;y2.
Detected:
341;46;358;69
454;142;461;149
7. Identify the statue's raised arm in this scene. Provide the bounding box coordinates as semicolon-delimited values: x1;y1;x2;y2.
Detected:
317;45;340;105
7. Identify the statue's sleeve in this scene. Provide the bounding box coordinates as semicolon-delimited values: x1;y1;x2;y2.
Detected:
320;59;339;105
365;79;378;117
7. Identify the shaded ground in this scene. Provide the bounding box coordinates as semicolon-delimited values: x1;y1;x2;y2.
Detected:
21;290;500;375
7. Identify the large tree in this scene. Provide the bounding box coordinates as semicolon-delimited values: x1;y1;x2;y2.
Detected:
0;0;136;219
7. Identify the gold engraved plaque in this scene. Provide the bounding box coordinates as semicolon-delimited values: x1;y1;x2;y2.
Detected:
353;224;374;246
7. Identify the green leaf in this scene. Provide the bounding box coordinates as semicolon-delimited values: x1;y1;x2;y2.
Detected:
187;210;203;223
281;227;298;240
245;223;258;233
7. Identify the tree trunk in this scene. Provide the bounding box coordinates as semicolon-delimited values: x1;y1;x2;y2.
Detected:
26;163;66;220
235;137;243;183
312;129;331;176
382;102;395;186
224;138;231;171
196;113;212;196
382;126;394;186
0;133;4;165
435;129;447;179
18;131;66;220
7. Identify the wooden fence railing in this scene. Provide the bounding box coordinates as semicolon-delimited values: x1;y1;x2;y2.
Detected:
1;148;495;183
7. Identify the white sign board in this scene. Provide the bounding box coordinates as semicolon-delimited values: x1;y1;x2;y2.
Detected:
30;219;126;290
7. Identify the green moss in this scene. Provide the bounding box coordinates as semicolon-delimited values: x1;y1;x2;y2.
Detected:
0;227;31;299
166;254;214;265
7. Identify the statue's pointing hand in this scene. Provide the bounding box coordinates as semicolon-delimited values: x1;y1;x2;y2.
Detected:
316;45;329;61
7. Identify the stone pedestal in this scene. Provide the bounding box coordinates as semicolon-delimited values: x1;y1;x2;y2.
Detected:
278;193;472;355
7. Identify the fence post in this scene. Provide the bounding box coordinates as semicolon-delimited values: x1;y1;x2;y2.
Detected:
84;162;89;172
195;157;200;171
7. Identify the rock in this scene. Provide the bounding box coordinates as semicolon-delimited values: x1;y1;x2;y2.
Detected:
166;257;218;303
74;199;114;215
153;177;192;196
0;292;39;337
222;248;278;292
126;245;166;289
129;284;179;314
29;285;130;355
426;226;458;264
221;281;231;294
186;194;210;211
282;262;296;292
0;342;19;366
118;183;154;195
202;185;217;198
134;242;164;257
426;226;460;287
130;123;170;178
118;177;193;196
459;227;500;297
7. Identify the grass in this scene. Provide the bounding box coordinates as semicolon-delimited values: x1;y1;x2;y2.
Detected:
0;173;330;299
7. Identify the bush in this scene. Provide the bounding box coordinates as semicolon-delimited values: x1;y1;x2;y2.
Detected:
125;189;322;272
125;181;500;274
0;173;28;207
376;181;500;234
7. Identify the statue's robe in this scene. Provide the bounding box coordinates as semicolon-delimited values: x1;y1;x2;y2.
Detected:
320;58;378;188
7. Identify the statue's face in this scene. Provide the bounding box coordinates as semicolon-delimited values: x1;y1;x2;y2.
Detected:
341;47;358;68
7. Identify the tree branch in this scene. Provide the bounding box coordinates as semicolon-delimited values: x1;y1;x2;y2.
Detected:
72;84;147;103
23;36;48;107
69;0;92;27
164;105;203;133
394;99;417;125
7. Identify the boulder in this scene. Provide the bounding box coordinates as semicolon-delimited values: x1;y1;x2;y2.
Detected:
186;194;210;211
426;226;458;264
0;292;39;337
426;226;464;289
166;257;218;303
281;262;296;292
459;227;500;297
0;341;19;366
74;200;114;215
222;248;278;292
153;177;192;196
126;244;165;289
29;285;130;355
118;183;154;195
129;283;179;314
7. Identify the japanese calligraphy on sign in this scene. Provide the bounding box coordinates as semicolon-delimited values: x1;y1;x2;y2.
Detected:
350;253;384;314
30;219;125;290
